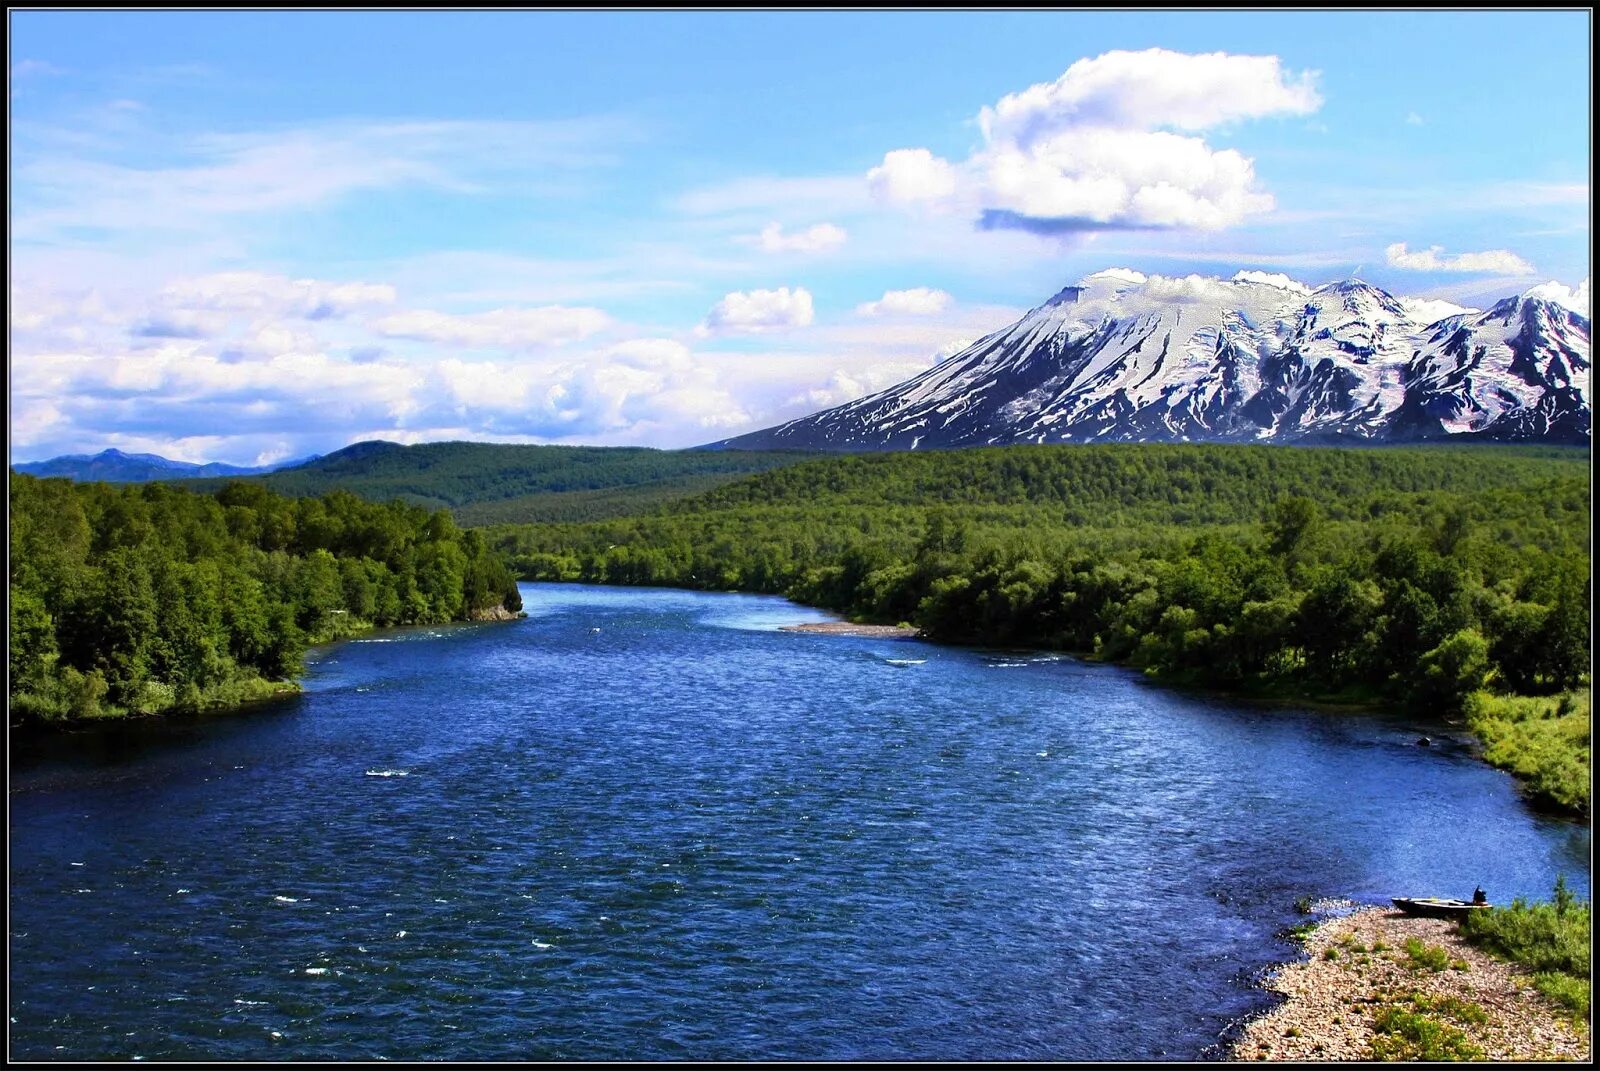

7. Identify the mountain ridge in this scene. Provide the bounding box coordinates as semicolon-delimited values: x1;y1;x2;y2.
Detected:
710;272;1591;451
10;448;320;483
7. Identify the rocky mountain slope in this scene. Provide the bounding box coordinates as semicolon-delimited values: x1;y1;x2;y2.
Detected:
713;271;1590;450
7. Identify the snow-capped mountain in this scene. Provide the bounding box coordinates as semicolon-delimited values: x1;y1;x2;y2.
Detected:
712;271;1590;450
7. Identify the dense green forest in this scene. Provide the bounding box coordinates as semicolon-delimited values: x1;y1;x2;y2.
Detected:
487;443;1591;811
181;440;815;524
9;474;523;725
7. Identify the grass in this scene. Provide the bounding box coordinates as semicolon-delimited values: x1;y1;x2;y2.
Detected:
1369;993;1492;1061
1285;920;1318;942
1402;936;1451;972
1458;876;1591;1019
1369;1007;1485;1061
1465;690;1590;814
1409;993;1490;1026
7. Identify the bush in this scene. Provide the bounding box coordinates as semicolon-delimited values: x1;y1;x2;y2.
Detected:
1369;1008;1484;1061
1459;877;1590;1018
1403;936;1450;972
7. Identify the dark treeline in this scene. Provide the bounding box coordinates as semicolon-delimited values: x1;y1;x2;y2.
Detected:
489;445;1590;805
9;474;522;724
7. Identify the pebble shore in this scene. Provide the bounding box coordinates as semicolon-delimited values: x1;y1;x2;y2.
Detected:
779;621;921;638
1231;906;1589;1061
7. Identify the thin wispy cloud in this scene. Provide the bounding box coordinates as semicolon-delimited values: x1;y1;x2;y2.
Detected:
12;116;640;241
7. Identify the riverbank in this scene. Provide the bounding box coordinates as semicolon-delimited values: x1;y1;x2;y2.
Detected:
1231;906;1590;1061
9;611;527;730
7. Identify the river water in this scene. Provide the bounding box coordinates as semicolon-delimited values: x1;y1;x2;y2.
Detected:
9;583;1589;1060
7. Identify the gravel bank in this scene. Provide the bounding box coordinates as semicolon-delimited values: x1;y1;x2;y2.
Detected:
1231;906;1589;1061
779;621;921;638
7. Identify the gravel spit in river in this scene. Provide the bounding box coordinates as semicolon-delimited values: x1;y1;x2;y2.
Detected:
1231;907;1589;1061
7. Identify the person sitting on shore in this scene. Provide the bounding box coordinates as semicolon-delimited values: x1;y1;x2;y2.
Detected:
1472;887;1487;905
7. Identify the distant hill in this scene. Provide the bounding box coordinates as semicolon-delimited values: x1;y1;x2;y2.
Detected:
180;440;817;525
11;448;317;483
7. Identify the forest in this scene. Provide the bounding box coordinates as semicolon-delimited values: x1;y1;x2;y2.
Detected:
487;443;1591;811
9;474;523;725
182;439;814;525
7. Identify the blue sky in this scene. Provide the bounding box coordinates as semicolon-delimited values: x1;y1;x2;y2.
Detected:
9;9;1591;463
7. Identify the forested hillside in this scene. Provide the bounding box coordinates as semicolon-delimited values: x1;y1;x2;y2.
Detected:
9;475;522;725
488;443;1590;809
181;440;814;524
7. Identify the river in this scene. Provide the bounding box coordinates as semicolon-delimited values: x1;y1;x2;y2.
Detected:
9;582;1589;1060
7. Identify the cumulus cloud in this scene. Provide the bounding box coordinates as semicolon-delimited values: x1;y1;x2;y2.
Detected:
1523;278;1591;316
1062;267;1335;324
374;305;611;348
748;221;848;253
983;49;1320;138
1400;297;1479;324
867;148;959;206
698;287;815;335
1081;267;1146;286
1385;242;1535;275
1231;270;1313;295
855;287;953;317
869;48;1320;235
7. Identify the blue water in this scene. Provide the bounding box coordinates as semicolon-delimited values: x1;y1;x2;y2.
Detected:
9;583;1589;1061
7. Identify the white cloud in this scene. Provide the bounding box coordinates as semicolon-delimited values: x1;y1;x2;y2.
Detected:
981;48;1320;140
1385;242;1535;275
867;148;959;206
1400;297;1478;324
1231;270;1313;295
1523;278;1591;316
161;272;397;318
374;305;611;348
749;221;848;253
698;287;815;335
1062;267;1331;325
867;49;1321;235
1405;112;1425;126
1084;267;1149;287
934;336;976;360
855;287;953;317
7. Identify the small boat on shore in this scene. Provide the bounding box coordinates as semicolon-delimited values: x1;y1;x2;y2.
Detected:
1390;896;1491;919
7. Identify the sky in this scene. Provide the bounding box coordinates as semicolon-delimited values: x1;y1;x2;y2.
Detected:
8;9;1592;465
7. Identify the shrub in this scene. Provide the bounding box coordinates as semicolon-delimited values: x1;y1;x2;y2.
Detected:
1402;937;1449;972
1369;1008;1484;1061
1459;877;1590;1018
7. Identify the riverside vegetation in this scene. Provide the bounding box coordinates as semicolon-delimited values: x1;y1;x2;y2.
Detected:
485;443;1590;812
9;474;522;724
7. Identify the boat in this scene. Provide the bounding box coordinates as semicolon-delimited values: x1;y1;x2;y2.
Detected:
1390;896;1491;919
